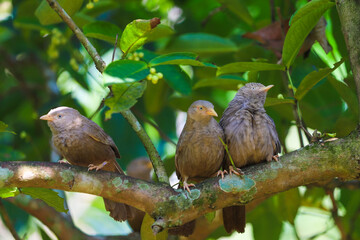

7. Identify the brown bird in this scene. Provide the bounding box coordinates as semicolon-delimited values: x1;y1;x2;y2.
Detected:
40;106;134;222
219;83;281;233
126;157;153;232
169;100;225;236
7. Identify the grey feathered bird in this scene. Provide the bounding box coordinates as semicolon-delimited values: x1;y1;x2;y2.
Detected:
40;106;134;222
219;83;281;233
170;100;225;236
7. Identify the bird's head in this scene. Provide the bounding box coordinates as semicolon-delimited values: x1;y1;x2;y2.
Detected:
187;100;218;122
40;107;82;133
236;83;273;109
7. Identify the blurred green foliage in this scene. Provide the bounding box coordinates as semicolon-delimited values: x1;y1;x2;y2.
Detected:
0;0;359;239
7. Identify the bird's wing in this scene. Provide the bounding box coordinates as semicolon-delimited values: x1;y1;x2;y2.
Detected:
265;115;281;154
83;118;122;159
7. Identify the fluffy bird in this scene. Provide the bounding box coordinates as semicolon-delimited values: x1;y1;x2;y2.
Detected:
170;100;225;236
219;83;281;233
40;106;133;222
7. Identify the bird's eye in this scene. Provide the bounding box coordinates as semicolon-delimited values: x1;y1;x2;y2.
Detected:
199;107;203;110
58;115;62;118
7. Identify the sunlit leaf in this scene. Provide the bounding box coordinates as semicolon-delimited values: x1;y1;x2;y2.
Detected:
295;58;345;100
21;188;67;213
149;52;216;68
0;187;19;198
265;97;294;107
282;0;335;68
217;62;285;76
165;33;237;54
83;21;121;44
193;75;246;90
105;81;147;119
120;18;173;55
35;0;84;25
140;213;168;240
0;121;16;134
103;60;149;86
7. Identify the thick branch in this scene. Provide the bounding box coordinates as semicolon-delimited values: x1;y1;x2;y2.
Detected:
336;0;360;123
45;0;169;184
1;132;359;230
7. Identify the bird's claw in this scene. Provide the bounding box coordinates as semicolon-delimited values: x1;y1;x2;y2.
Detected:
88;161;108;171
183;182;195;194
272;155;279;162
217;170;228;179
229;166;244;176
58;159;69;164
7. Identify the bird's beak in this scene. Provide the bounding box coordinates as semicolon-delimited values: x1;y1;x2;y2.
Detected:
260;85;274;92
40;114;54;121
206;108;218;117
146;161;153;169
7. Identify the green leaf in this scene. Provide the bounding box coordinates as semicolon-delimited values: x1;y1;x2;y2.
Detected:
83;21;121;44
277;188;301;224
265;97;295;107
21;188;67;213
282;0;335;68
193;75;246;90
120;18;173;56
149;52;216;68
294;58;345;100
205;211;216;223
140;213;168;240
103;60;149;86
0;146;25;161
217;62;285;76
165;33;237;54
35;0;84;25
217;0;253;26
0;121;16;134
0;187;19;198
328;76;359;117
155;65;192;95
105;81;147;119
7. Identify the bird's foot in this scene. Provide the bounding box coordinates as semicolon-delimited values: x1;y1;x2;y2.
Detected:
229;166;244;176
58;159;69;164
88;161;108;171
272;155;279;162
183;182;195;194
217;170;228;179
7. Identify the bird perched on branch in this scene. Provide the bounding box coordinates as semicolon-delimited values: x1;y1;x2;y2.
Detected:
170;100;225;236
40;106;134;222
219;83;281;233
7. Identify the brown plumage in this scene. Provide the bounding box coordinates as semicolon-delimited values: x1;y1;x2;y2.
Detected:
219;83;281;233
126;157;153;232
170;100;225;236
40;106;134;222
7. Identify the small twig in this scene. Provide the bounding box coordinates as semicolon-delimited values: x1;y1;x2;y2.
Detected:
112;34;119;62
269;0;276;22
201;6;226;27
132;108;176;146
120;109;169;184
45;0;106;73
327;189;346;240
0;200;22;240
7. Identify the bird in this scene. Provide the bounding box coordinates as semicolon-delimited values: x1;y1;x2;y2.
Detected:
169;100;225;236
219;82;281;233
126;157;153;232
40;106;134;222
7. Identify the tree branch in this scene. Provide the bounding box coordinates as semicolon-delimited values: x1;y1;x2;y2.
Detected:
336;0;360;124
1;131;359;231
0;200;21;240
45;0;169;184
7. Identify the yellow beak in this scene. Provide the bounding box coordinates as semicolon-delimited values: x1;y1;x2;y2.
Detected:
40;114;54;121
206;108;218;117
260;85;274;92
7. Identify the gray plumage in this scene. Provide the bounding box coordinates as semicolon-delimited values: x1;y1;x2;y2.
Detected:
220;83;281;233
40;106;134;222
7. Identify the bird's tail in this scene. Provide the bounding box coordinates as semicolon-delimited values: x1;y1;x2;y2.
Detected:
103;198;135;222
222;205;246;233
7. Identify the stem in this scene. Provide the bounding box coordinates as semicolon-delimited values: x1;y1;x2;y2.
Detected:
328;189;346;240
120;109;169;184
0;200;22;240
46;0;106;73
45;0;169;184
